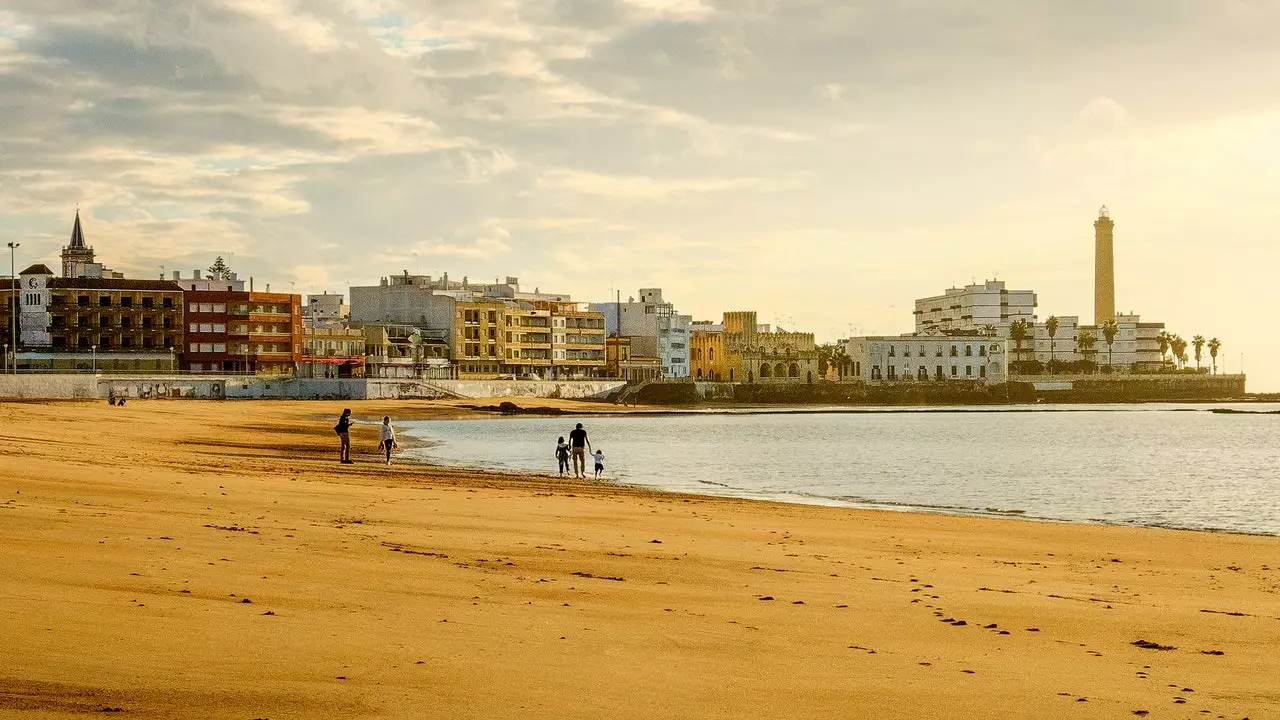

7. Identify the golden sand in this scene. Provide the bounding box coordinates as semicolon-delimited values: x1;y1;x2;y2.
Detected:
1;399;1277;719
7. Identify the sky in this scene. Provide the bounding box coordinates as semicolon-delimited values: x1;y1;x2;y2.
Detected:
1;0;1277;389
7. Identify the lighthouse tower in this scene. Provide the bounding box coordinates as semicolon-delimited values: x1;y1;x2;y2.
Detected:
1094;206;1115;325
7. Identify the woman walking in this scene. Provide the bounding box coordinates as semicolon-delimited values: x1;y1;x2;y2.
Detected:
379;416;398;466
334;409;353;464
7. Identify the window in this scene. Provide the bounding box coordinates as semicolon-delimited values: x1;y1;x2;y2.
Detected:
979;366;987;378
887;365;897;380
919;345;925;357
120;297;132;308
100;296;111;307
162;298;173;309
121;337;132;348
142;297;153;309
121;317;131;328
213;344;226;353
951;366;958;377
979;345;987;357
212;304;226;313
871;366;882;380
213;323;225;333
888;345;896;357
199;303;213;313
163;318;171;329
190;323;199;332
78;295;89;307
966;366;973;377
190;343;200;353
965;345;973;357
189;303;199;312
936;365;943;380
199;324;213;333
950;345;958;357
142;317;153;329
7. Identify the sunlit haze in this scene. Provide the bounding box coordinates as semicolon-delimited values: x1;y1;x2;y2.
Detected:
2;1;1276;389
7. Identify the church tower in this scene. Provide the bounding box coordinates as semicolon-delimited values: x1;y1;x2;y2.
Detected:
1094;206;1115;325
61;209;95;278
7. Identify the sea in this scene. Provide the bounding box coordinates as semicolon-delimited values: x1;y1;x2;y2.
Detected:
399;404;1280;535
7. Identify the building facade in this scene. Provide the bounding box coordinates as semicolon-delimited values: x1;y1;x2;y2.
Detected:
722;310;819;383
914;280;1037;335
605;336;662;382
844;334;1009;383
6;264;183;371
590;288;691;378
299;326;366;378
1017;314;1164;372
182;290;302;374
305;292;349;325
359;324;451;379
689;322;728;381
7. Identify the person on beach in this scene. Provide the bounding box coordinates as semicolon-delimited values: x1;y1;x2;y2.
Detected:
379;416;398;466
568;423;591;478
593;449;604;479
334;409;353;464
555;436;570;477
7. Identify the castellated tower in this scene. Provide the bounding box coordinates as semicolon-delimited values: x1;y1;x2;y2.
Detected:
1094;206;1115;325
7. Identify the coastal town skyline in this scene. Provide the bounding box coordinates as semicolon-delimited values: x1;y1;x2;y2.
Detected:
2;2;1275;389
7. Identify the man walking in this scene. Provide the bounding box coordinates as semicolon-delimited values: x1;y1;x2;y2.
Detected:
568;422;591;478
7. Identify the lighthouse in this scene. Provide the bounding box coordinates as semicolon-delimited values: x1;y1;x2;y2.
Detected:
1094;206;1115;325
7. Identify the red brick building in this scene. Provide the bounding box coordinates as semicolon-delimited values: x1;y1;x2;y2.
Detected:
183;290;302;374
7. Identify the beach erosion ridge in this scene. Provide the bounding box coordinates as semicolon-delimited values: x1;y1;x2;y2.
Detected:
1;398;1277;719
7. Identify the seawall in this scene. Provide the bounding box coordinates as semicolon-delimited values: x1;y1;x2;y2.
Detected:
0;375;625;401
628;374;1248;406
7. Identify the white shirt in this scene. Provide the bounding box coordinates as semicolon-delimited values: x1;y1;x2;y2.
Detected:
593;453;604;465
380;424;396;442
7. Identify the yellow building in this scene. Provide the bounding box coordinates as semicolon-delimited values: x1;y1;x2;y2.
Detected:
721;310;819;384
454;299;507;377
690;321;728;381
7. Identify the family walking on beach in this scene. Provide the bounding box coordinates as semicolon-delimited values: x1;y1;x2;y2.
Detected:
333;409;398;466
557;422;603;479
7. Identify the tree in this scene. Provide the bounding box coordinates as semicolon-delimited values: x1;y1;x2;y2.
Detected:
1208;338;1222;375
980;324;997;338
1045;316;1060;372
1101;320;1119;372
1157;330;1172;364
1170;335;1188;369
209;256;232;279
1192;335;1205;370
1076;329;1096;373
1009;319;1030;371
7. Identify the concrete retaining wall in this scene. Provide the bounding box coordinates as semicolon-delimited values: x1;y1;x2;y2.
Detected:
0;374;625;401
421;379;626;400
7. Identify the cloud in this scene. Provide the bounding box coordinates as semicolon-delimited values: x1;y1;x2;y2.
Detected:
2;0;1280;390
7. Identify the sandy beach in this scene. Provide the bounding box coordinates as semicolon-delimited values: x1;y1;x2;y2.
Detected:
1;399;1277;719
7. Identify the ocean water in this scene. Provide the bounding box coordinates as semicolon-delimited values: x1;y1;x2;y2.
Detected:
399;404;1280;535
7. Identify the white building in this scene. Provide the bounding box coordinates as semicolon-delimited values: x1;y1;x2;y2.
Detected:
304;291;349;325
1015;313;1164;372
843;334;1008;383
914;280;1037;335
590;288;691;378
170;269;245;292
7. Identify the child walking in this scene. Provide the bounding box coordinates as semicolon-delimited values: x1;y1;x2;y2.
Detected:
379;416;398;465
593;449;605;479
555;436;570;476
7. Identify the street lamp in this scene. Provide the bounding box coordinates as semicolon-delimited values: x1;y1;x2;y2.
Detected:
91;344;97;373
7;241;18;374
168;346;175;374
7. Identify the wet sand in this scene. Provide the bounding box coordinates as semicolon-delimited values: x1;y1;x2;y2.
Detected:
1;399;1277;719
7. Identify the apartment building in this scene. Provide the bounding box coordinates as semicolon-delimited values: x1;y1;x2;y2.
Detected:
5;264;183;371
914;280;1037;335
182;290;302;374
589;288;691;378
605;336;662;382
299;326;366;378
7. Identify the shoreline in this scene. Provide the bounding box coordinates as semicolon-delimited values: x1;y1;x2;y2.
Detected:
3;398;1278;719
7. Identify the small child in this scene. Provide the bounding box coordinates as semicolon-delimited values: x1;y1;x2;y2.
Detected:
379;416;398;466
593;449;604;479
555;437;570;476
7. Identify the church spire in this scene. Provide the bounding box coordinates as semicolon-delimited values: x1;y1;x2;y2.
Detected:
69;209;86;248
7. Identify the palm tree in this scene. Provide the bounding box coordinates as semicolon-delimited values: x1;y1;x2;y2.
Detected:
1101;320;1119;372
1208;338;1221;375
1192;335;1205;370
1009;319;1030;371
1076;329;1096;373
981;324;997;338
1157;330;1172;365
1045;316;1060;372
1171;335;1188;369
